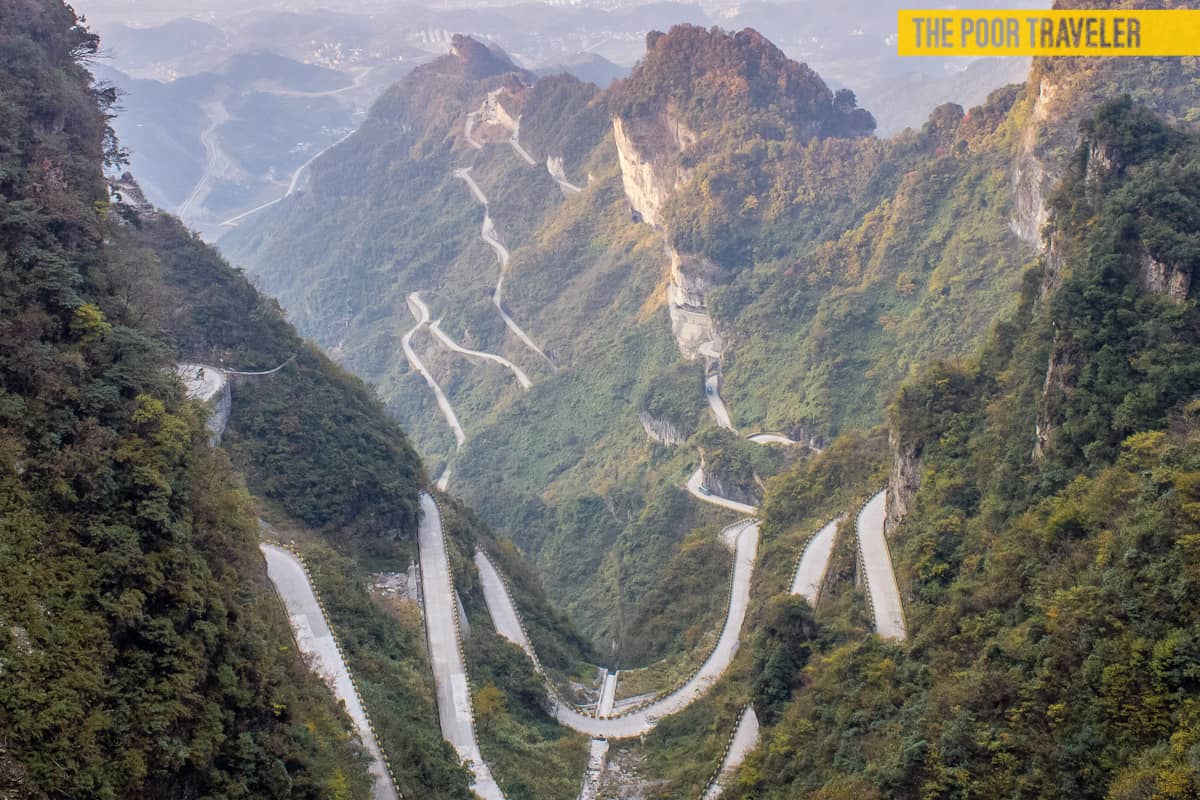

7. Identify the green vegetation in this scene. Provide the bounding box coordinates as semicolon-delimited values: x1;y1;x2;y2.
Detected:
727;98;1200;800
0;3;376;795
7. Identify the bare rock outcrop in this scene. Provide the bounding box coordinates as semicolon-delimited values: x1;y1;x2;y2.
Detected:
885;429;922;536
638;412;685;446
1139;250;1192;303
1010;78;1061;250
666;247;726;360
611;105;696;228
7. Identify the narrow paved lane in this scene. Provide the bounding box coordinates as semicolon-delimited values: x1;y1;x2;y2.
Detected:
546;157;582;195
417;494;505;800
857;491;906;640
412;293;532;389
475;550;526;648
701;707;760;800
508;118;536;166
790;517;842;605
175;362;231;443
453;167;552;364
747;433;795;445
705;374;735;431
474;520;760;738
402;295;467;448
260;544;399;800
686;468;758;516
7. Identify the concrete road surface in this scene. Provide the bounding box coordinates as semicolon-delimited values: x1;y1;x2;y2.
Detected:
747;433;795;445
412;293;532;389
857;491;907;640
686;468;758;516
790;516;843;605
402;295;467;448
705;374;735;430
260;544;399;800
701;706;760;800
417;494;505;799
453;168;551;364
474;520;760;738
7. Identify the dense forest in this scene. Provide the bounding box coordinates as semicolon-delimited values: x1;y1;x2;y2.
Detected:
0;2;379;795
726;96;1200;800
9;0;1200;797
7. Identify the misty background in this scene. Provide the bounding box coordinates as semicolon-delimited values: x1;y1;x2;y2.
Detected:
79;0;1045;237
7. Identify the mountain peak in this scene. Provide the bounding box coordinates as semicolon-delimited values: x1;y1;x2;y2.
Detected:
612;24;875;142
445;33;520;80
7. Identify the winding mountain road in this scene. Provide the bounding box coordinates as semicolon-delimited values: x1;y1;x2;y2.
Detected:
453;167;551;365
701;707;760;800
411;293;532;389
705;374;735;431
464;111;483;149
402;294;467;448
747;433;795;445
857;491;906;640
790;516;843;605
220;127;357;227
260;544;400;800
174;362;231;444
177;100;233;222
508;118;536;166
473;519;760;739
546;157;583;195
686;468;758;516
417;494;505;800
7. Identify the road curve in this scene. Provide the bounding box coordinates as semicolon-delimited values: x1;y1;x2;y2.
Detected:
686;468;758;516
402;295;467;448
747;433;795;445
701;706;760;800
508;118;536;166
473;521;760;739
260;544;400;800
705;374;735;431
857;491;906;640
452;168;552;365
417;494;505;800
464;112;484;149
412;293;532;389
177;101;231;221
790;516;843;605
546;157;583;195
175;362;231;444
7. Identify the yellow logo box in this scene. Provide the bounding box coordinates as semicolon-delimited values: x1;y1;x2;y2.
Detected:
898;9;1200;56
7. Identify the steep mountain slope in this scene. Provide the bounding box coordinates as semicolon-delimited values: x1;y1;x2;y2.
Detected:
725;94;1200;800
0;3;377;796
222;14;1198;666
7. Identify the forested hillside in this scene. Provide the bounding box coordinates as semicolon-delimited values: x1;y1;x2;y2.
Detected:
724;95;1200;800
0;3;376;795
221;8;1200;669
21;0;1199;795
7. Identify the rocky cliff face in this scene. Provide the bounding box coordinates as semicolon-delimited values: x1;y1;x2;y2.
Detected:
666;246;725;360
700;456;759;508
1010;79;1061;249
885;429;922;536
1139;249;1192;303
611;105;696;228
638;412;685;446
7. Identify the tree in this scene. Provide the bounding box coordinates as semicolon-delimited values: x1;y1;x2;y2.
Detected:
474;684;507;734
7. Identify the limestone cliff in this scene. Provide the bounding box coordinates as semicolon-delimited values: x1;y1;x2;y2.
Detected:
638;412;685;446
666;246;726;361
885;429;922;536
699;455;759;508
1010;78;1061;250
1139;250;1192;303
611;105;696;228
